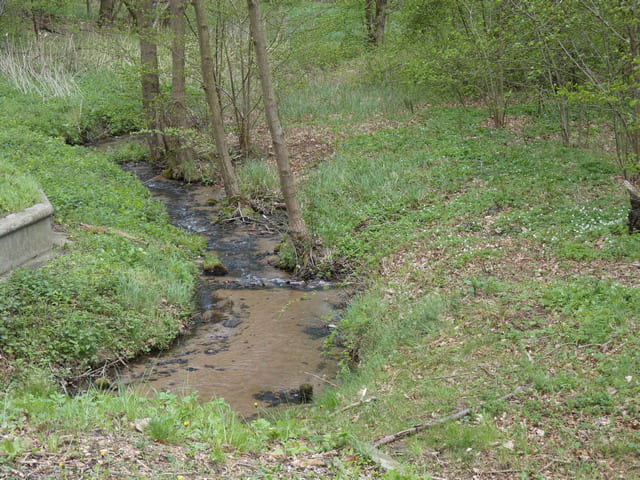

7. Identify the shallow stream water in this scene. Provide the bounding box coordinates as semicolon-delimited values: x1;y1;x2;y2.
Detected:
118;162;342;418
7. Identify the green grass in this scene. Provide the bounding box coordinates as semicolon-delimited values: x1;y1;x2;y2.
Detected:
288;79;639;477
236;159;280;199
0;63;203;378
0;387;263;473
0;159;41;216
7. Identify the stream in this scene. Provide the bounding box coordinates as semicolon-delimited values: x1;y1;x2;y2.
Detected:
117;162;342;418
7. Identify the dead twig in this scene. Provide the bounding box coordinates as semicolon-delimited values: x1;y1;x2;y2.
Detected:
372;385;528;447
331;396;378;417
304;371;339;388
76;222;144;243
74;355;128;380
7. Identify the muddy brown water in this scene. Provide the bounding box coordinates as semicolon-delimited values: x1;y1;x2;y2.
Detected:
117;162;343;418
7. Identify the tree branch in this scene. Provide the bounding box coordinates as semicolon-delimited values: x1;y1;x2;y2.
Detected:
373;385;528;447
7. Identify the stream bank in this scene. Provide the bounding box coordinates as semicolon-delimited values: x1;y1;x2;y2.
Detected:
118;162;343;418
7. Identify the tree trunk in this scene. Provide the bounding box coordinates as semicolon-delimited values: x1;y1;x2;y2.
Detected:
627;20;640;176
365;0;375;43
247;0;309;255
192;0;241;200
168;0;195;178
125;0;166;162
98;0;115;26
623;180;640;234
365;0;387;45
372;0;387;45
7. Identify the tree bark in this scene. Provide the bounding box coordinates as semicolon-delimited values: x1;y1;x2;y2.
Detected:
125;0;166;163
168;0;195;178
372;0;387;45
247;0;309;254
98;0;115;26
192;0;241;200
623;179;640;234
365;0;387;45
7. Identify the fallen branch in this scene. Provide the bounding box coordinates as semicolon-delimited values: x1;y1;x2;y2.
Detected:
76;222;144;243
373;385;528;447
304;371;339;388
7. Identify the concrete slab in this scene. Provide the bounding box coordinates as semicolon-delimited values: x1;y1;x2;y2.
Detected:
0;193;57;275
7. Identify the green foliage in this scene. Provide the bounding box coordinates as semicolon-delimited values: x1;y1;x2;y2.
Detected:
335;291;442;372
276;0;366;74
102;139;150;164
79;66;145;140
0;31;143;143
541;278;640;345
0;388;261;454
275;238;297;271
280;80;427;125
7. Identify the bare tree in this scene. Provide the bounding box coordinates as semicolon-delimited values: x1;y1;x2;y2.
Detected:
98;0;115;26
247;0;309;257
166;0;196;179
365;0;387;45
123;0;166;162
192;0;241;200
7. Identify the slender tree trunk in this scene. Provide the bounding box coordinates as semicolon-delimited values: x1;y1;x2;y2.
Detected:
625;13;640;232
139;14;165;162
168;0;195;178
365;0;387;45
365;0;375;43
373;0;387;45
627;23;640;176
98;0;115;26
125;0;166;162
247;0;309;254
192;0;241;200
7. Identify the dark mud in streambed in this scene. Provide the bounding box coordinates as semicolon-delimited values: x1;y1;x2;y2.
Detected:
118;163;343;418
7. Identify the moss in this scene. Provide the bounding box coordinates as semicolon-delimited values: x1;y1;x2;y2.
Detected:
202;253;228;276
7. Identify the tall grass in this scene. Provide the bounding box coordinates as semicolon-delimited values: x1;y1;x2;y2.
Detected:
279;80;426;125
236;159;280;198
0;31;138;100
0;38;80;98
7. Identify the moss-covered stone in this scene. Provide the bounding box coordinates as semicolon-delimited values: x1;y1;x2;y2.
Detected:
203;253;228;275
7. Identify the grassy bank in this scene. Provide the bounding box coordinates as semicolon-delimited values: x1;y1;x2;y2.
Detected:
289;79;640;477
0;67;204;380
